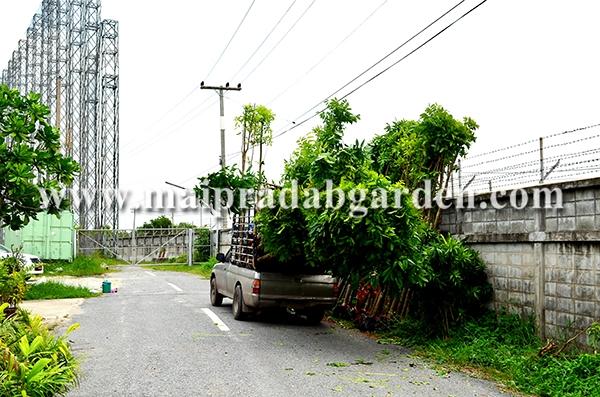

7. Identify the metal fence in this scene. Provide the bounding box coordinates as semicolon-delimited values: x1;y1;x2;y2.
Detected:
451;123;600;194
211;228;232;257
77;228;195;265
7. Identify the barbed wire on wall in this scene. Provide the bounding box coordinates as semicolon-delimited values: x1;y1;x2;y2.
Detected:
452;123;600;195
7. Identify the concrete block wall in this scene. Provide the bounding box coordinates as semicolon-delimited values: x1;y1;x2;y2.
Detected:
543;243;600;338
471;243;537;316
440;177;600;341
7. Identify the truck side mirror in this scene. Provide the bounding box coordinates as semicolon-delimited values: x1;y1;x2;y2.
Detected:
216;253;226;263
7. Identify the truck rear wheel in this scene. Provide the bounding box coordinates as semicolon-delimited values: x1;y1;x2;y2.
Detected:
210;277;223;307
232;284;246;321
304;309;325;325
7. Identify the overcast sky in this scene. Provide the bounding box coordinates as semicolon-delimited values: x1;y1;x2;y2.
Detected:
2;0;600;228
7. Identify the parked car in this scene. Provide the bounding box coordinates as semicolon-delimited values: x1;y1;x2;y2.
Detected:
0;244;44;275
210;252;338;323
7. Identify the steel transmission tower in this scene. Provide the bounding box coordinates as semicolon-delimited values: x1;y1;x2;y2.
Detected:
1;0;120;230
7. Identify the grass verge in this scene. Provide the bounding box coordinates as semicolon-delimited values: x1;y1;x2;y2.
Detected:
25;281;100;300
377;312;600;397
43;254;122;276
143;259;216;279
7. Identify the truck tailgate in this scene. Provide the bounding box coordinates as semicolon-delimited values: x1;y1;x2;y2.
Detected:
258;273;336;301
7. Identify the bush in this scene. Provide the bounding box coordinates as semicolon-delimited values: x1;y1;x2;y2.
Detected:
412;235;493;335
0;304;79;396
194;228;211;263
0;257;28;308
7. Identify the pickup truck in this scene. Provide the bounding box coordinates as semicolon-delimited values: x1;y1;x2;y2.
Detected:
210;252;338;324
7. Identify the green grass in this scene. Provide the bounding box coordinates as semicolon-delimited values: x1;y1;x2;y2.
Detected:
44;254;122;277
143;259;216;279
379;312;600;397
25;281;100;300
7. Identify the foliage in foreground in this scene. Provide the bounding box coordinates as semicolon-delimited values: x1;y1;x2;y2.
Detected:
44;254;120;277
0;84;79;231
380;312;600;397
25;282;98;300
0;305;79;396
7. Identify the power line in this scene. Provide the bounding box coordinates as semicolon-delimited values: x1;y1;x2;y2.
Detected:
230;0;297;81
267;0;389;105
120;86;202;150
123;0;259;151
240;0;317;83
337;0;488;100
204;0;257;81
125;98;219;159
121;94;214;152
273;0;483;139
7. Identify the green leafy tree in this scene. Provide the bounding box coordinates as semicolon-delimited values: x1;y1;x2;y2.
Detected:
176;222;196;229
140;215;173;229
194;165;258;215
256;98;491;333
258;99;429;289
0;85;79;230
235;104;275;182
370;104;478;226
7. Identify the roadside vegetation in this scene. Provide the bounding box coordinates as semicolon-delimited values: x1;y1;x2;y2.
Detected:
198;99;489;335
25;281;99;300
378;312;600;397
1;255;80;395
198;98;600;396
0;79;82;396
143;259;216;279
43;254;123;277
0;304;79;396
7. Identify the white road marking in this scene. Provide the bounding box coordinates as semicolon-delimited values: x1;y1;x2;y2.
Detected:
167;282;183;292
144;271;157;277
202;308;231;332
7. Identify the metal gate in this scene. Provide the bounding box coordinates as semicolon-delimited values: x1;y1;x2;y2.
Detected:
77;228;194;265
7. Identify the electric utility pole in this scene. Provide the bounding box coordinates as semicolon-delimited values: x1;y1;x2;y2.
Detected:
200;81;241;230
200;82;242;169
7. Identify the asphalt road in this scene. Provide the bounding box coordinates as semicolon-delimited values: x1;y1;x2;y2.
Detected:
66;266;512;397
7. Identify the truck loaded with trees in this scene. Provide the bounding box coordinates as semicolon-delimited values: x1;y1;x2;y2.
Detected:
197;98;492;334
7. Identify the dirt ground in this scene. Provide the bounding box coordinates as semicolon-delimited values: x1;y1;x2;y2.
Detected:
21;275;122;328
20;298;84;328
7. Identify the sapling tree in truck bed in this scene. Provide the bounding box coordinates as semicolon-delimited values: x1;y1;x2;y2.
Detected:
195;103;338;322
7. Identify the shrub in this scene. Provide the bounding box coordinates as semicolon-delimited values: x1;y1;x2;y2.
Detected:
194;228;211;263
0;258;28;308
0;304;79;396
412;235;493;335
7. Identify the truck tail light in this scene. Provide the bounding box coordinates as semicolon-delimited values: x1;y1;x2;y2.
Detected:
252;279;261;295
332;281;340;297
